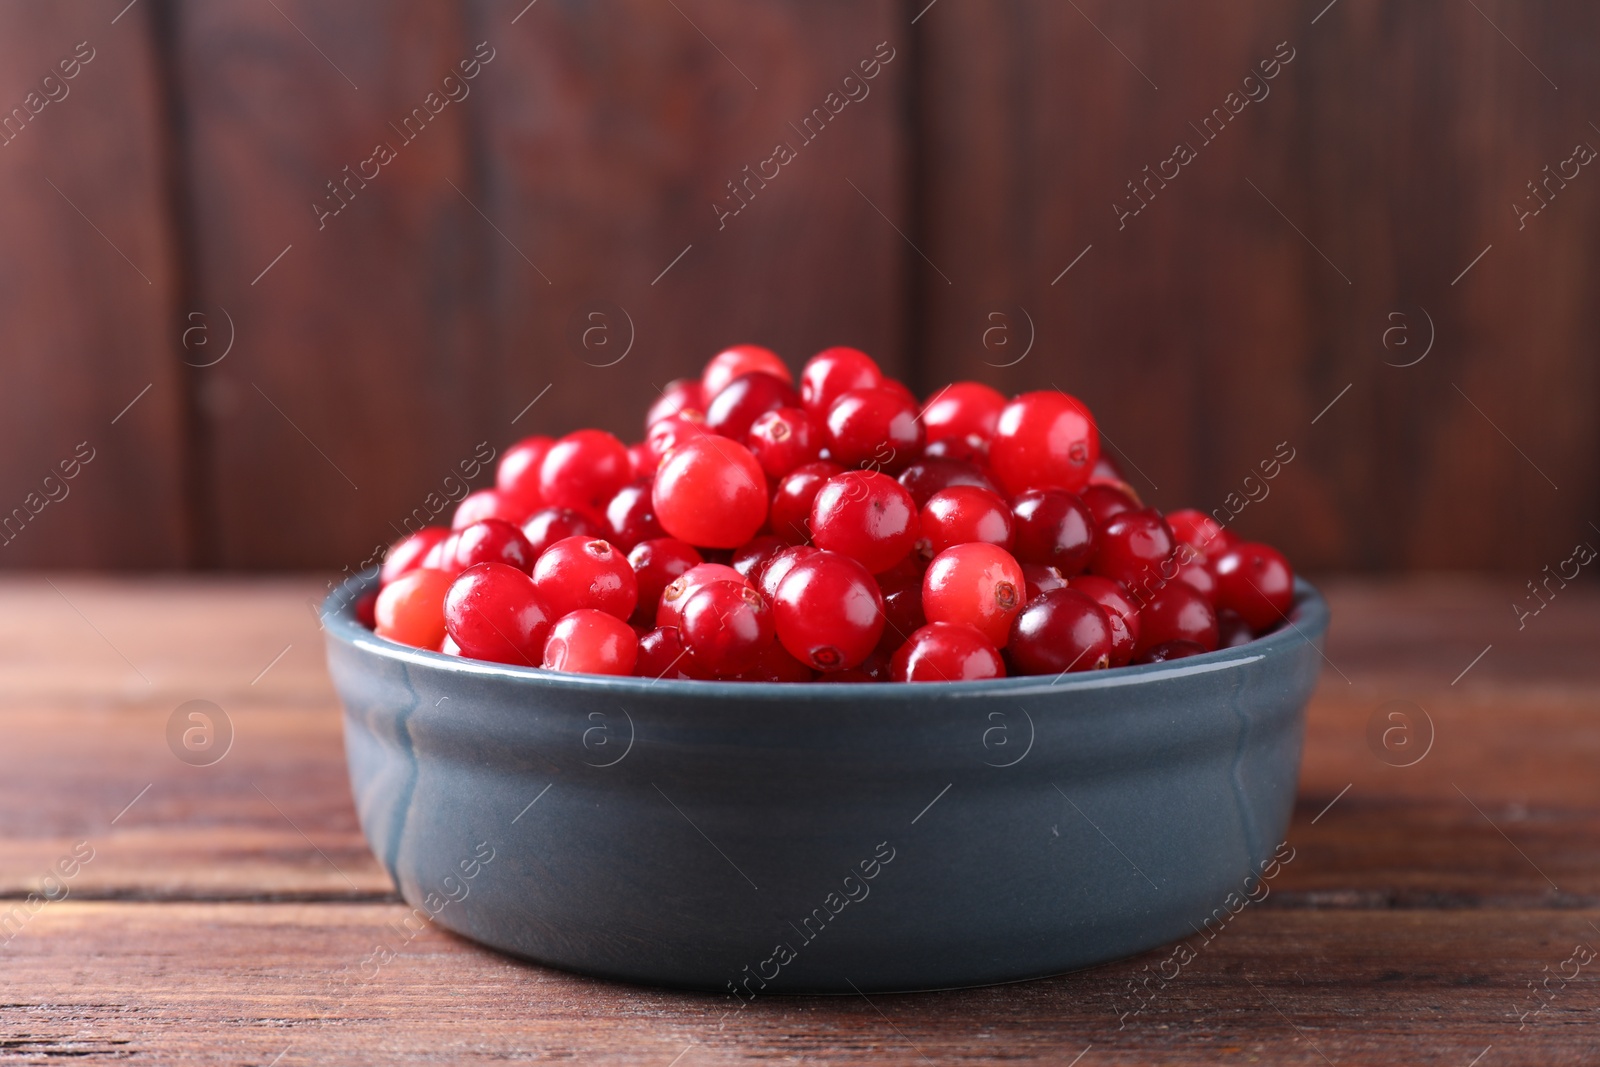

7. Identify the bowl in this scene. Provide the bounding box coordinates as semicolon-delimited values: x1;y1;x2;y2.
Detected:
324;573;1328;994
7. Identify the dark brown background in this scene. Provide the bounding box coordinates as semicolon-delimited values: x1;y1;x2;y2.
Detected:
0;0;1594;571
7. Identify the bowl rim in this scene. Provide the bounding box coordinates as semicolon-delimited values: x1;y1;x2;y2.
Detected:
322;571;1328;701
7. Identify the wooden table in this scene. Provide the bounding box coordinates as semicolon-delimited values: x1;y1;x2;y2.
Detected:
2;576;1595;1065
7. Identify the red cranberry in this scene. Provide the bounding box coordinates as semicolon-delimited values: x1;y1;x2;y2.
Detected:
647;378;704;427
1068;575;1141;667
921;381;1007;445
1021;563;1068;602
1135;640;1208;664
354;591;378;629
731;535;788;581
1091;508;1176;600
758;545;822;602
628;441;658;480
825;386;922;473
702;344;790;399
769;460;844;544
729;640;815;683
1010;489;1096;575
989;390;1099;496
627;538;702;626
1211;542;1295;631
1134;583;1218;658
922;435;987;464
532;536;639;621
452;488;524;530
705;371;801;441
604;482;664;550
376;568;453;649
876;555;928;650
647;411;709;461
800;346;882;417
496;435;555;511
1217;608;1254;648
1174;549;1217;602
680;580;775;675
453;518;536;573
1091;452;1125;482
443;563;551;666
381;527;450;585
543;609;638;675
634;625;704;679
922;542;1025;648
920;486;1014;556
747;406;822;478
896;457;1003;510
652;436;768;548
891;622;1005;682
1079;483;1140;527
772;550;885;671
521;506;602;559
420;532;465;577
810;470;918;574
1006;588;1112;675
657;561;746;629
1166;508;1234;559
538;429;632;515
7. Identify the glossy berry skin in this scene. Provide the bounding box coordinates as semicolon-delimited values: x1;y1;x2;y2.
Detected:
922;435;987;464
731;535;788;581
1079;483;1140;528
706;372;800;442
810;471;918;574
443;563;552;666
532;536;638;621
1211;541;1295;631
652;435;768;548
657;562;746;629
825;386;922;473
420;532;465;577
381;527;450;585
920;486;1014;556
921;381;1007;445
375;568;453;650
773;550;884;671
453;488;525;530
538;429;632;515
1006;588;1113;675
891;622;1005;683
1216;609;1254;648
747;406;821;478
768;461;843;543
1021;563;1068;602
800;346;882;417
1068;575;1141;667
521;506;602;559
1091;508;1176;597
453;518;536;574
646;411;710;461
703;344;791;399
542;609;638;676
647;378;703;427
496;435;555;511
757;545;821;602
634;625;705;680
876;555;928;650
603;482;664;550
989;390;1100;496
896;458;1002;510
729;640;816;683
1135;640;1208;664
626;538;702;626
1010;489;1095;574
1174;550;1217;601
922;542;1026;648
628;441;659;480
354;591;378;629
1134;583;1219;658
680;580;775;675
1165;508;1233;559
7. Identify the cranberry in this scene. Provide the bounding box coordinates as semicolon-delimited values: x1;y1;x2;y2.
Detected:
635;625;705;680
680;580;775;675
1174;549;1217;602
747;406;822;478
496;435;555;511
1135;640;1208;664
538;429;632;516
920;486;1014;556
702;344;791;399
420;531;465;577
706;371;800;442
443;563;552;666
922;435;987;464
1006;588;1113;675
543;609;638;675
532;536;638;621
1211;542;1295;631
375;568;453;649
757;545;822;601
1134;583;1219;658
922;542;1025;648
604;482;664;550
773;550;884;671
921;381;1007;445
800;346;882;417
521;506;602;559
657;561;746;629
647;378;704;427
1091;508;1176;601
729;640;815;683
647;411;710;461
1021;563;1068;602
627;537;703;626
769;460;843;544
989;390;1099;496
825;386;922;473
896;457;1003;510
453;488;525;530
354;591;378;629
876;554;928;650
810;470;918;574
1166;508;1233;559
1010;489;1096;574
1079;483;1140;527
453;518;536;573
1217;608;1254;648
652;435;768;548
628;441;659;480
381;527;450;585
1092;452;1125;482
731;535;788;581
1068;575;1141;667
891;622;1005;682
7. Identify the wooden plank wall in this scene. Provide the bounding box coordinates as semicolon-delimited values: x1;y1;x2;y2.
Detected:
0;0;1594;571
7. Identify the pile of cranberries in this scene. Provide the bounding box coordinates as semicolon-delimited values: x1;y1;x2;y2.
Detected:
364;344;1297;683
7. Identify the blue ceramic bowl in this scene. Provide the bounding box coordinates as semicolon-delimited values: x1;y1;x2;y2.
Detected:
324;573;1328;994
